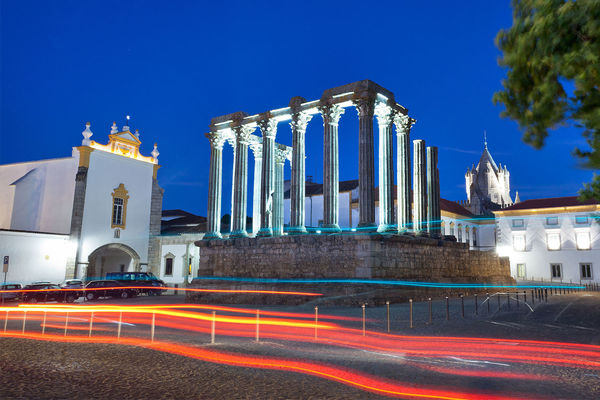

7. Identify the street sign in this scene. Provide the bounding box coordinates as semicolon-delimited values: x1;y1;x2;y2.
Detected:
3;256;8;273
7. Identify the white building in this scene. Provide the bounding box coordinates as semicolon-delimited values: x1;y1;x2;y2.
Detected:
494;197;600;284
0;121;163;285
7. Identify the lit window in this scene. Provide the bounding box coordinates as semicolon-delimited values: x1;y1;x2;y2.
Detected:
111;183;129;229
577;232;591;250
546;216;558;225
575;215;589;224
546;233;561;251
457;224;462;242
551;263;562;279
516;263;526;279
112;198;123;225
512;219;524;228
581;263;592;280
513;234;525;251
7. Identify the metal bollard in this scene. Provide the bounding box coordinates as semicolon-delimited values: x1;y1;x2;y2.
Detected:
386;301;390;333
460;295;464;318
474;294;478;316
445;296;449;320
117;311;122;340
42;311;47;335
255;310;260;342
362;304;366;336
64;311;69;336
428;298;432;324
22;310;27;334
151;311;156;342
211;311;215;344
3;310;8;333
89;311;94;338
314;306;318;339
409;299;413;328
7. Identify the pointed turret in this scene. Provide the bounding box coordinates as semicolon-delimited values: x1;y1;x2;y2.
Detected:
514;191;521;204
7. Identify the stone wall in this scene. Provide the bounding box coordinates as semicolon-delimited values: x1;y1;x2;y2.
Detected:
191;234;513;305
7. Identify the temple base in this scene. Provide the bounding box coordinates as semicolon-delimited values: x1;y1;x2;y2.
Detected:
321;224;341;233
229;230;249;239
256;228;273;237
287;226;308;235
203;232;222;240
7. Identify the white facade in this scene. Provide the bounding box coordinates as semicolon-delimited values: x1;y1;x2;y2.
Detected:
158;235;203;285
495;201;600;284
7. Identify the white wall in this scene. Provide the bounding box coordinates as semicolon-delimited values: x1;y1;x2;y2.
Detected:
78;149;153;265
0;231;71;285
158;237;202;285
496;211;600;283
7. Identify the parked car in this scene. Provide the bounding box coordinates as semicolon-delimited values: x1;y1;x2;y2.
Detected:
0;284;23;302
60;279;84;298
22;283;78;303
105;272;167;296
84;280;138;301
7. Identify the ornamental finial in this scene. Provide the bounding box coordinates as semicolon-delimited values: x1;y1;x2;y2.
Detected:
111;121;118;134
151;143;159;160
123;115;131;132
135;129;140;139
82;122;93;146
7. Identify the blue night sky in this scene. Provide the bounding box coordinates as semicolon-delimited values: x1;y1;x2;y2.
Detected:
1;0;594;217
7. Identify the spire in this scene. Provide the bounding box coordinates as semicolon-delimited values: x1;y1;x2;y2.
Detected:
110;121;118;134
82;122;93;146
484;130;488;149
514;191;521;204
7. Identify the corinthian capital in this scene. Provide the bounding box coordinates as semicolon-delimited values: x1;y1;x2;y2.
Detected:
290;111;313;135
274;148;289;164
374;102;394;126
393;114;416;134
319;104;345;127
258;118;278;139
353;95;376;119
232;124;255;145
206;131;226;150
249;139;263;158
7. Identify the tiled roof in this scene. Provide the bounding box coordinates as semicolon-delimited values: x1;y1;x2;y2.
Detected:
497;196;599;212
440;198;475;217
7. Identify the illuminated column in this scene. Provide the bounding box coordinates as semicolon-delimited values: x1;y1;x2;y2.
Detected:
205;131;226;239
250;141;262;236
412;139;427;235
319;103;345;232
257;118;278;237
273;148;287;236
227;138;236;223
374;102;394;232
354;95;376;229
230;125;254;238
289;110;312;234
394;115;414;232
427;146;441;237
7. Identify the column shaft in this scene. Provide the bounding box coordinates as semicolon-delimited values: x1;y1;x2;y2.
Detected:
413;139;427;234
394;115;414;232
230;126;253;237
257;119;278;237
205;133;225;239
375;103;394;232
289;112;312;234
355;96;376;229
251;143;262;236
427;146;441;236
273;151;286;236
320;104;344;232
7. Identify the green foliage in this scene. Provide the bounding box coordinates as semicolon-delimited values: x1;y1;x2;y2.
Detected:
494;0;600;199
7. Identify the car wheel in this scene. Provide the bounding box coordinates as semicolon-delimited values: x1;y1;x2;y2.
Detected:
86;292;95;301
120;291;129;299
65;294;76;303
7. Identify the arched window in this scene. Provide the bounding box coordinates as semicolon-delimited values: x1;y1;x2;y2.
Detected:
111;183;129;229
163;252;175;277
465;226;470;245
457;224;463;242
440;221;446;235
472;227;478;246
449;222;455;238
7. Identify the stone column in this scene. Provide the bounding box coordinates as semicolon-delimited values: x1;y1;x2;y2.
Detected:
289;111;312;234
319;103;345;232
394;115;414;233
427;146;441;237
412;139;427;234
273;148;287;236
257;118;278;237
227;138;236;222
250;141;262;236
205;132;226;239
354;95;376;229
374;102;394;232
230;125;254;238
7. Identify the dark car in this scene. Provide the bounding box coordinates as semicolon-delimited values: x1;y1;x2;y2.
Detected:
60;279;84;298
84;280;138;301
0;284;23;302
105;272;167;296
22;283;78;303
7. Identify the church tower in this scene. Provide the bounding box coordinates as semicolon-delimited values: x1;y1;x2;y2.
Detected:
465;138;514;215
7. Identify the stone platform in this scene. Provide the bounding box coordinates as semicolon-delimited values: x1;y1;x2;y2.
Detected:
191;233;514;305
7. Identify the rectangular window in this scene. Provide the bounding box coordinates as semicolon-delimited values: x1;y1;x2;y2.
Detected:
457;226;462;242
576;231;591;250
466;229;470;244
546;232;561;250
579;263;592;279
546;216;558;225
512;219;524;228
516;263;526;279
551;263;562;279
513;234;526;251
112;198;124;225
581;263;592;279
575;215;589;224
165;258;173;276
472;229;477;246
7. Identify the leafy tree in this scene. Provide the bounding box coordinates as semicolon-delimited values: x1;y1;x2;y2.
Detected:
493;0;600;199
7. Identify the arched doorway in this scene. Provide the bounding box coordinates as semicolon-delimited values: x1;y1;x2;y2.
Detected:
86;243;141;281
